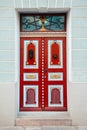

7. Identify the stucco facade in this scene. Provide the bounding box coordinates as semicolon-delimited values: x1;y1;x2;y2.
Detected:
0;0;87;127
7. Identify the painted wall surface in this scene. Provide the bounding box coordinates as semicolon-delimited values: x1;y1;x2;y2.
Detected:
0;0;87;126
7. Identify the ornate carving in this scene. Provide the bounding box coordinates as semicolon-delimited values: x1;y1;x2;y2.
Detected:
50;74;61;79
50;88;61;104
50;42;60;65
20;32;66;38
26;75;36;79
26;42;36;65
26;88;36;104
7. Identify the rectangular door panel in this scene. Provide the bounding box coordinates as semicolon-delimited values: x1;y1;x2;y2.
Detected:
44;37;67;111
20;37;42;111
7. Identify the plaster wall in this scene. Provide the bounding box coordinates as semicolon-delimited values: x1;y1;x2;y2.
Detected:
0;0;87;126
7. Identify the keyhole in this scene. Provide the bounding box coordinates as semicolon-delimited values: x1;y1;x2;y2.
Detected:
28;49;34;59
53;54;58;59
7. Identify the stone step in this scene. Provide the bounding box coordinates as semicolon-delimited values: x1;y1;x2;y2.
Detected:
16;118;72;126
0;126;87;130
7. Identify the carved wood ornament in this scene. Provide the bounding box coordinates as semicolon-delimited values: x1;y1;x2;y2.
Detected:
51;88;61;104
50;42;60;65
26;42;36;65
26;88;36;104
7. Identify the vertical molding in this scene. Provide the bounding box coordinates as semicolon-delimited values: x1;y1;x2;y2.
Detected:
14;11;20;84
67;10;72;82
70;9;72;81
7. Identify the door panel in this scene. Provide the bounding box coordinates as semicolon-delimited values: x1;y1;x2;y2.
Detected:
20;37;67;111
44;38;67;111
20;38;42;111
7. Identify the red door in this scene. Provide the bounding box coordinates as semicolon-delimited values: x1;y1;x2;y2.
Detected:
20;37;67;111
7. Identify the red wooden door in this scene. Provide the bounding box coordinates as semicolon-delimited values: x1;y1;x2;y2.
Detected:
20;37;67;111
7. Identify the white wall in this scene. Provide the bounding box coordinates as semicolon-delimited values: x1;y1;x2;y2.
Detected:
0;83;16;126
0;0;87;126
0;0;16;126
70;0;87;125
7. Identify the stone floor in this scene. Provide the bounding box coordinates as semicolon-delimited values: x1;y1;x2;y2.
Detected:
0;126;87;130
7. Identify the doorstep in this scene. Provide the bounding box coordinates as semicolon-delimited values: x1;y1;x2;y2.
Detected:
0;126;87;130
16;112;72;126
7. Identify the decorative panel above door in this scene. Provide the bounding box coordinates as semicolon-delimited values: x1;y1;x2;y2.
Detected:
20;37;67;111
20;14;66;32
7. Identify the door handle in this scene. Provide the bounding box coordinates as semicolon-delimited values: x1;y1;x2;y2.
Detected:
28;49;34;59
45;69;48;72
43;76;46;78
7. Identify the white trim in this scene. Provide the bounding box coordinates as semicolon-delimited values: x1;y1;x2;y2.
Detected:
20;32;67;37
17;111;71;118
67;10;72;82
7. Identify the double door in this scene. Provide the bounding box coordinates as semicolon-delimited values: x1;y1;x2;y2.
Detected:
20;37;67;111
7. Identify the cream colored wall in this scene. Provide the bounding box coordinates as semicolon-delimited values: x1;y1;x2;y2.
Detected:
0;0;87;126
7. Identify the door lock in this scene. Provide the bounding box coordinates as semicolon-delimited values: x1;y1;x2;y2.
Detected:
45;69;48;72
43;76;46;78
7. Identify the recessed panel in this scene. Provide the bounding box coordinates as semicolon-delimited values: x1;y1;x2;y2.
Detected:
48;72;63;81
23;85;38;107
48;85;63;107
48;40;63;68
24;40;38;69
24;73;38;81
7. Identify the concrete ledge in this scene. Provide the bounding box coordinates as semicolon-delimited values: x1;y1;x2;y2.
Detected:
0;127;24;130
79;126;87;130
0;126;87;130
25;127;41;130
42;126;79;130
16;118;72;126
